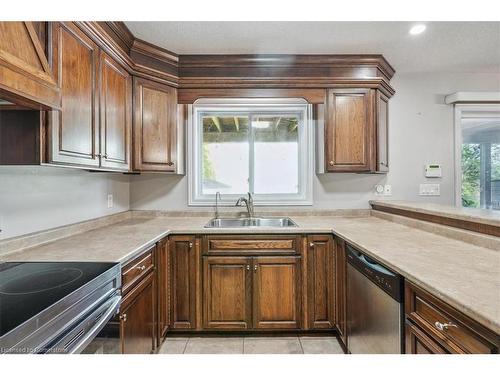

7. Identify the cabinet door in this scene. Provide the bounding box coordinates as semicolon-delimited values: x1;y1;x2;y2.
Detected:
253;256;301;330
48;22;100;167
203;257;252;330
169;235;197;330
406;321;448;354
376;91;389;172
325;88;374;172
306;235;335;329
133;77;177;172
99;51;131;171
334;237;347;348
157;238;169;343
120;271;156;354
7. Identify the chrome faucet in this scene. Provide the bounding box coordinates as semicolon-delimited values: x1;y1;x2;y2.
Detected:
214;191;221;219
235;192;255;218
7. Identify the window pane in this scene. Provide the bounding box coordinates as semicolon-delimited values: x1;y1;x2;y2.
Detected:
461;116;500;210
201;114;250;195
253;115;299;194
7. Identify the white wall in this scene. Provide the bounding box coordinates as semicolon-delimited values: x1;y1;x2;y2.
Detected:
2;72;498;240
0;166;130;239
129;71;500;211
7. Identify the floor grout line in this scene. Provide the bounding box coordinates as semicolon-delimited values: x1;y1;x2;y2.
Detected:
298;336;305;354
182;337;190;354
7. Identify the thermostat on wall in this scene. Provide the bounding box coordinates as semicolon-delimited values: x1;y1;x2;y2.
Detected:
425;164;442;178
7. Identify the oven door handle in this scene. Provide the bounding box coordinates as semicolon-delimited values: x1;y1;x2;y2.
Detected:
66;295;121;354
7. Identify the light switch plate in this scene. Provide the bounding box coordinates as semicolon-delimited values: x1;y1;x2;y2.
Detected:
419;184;440;196
107;194;113;208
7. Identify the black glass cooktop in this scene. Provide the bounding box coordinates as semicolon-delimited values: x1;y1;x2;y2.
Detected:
0;262;117;337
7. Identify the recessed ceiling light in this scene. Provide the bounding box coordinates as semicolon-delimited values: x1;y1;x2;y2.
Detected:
409;24;426;35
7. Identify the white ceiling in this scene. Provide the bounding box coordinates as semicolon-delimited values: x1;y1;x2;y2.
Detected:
125;21;500;74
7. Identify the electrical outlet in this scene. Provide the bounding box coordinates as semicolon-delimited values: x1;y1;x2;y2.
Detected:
419;184;440;196
384;184;392;196
107;194;113;208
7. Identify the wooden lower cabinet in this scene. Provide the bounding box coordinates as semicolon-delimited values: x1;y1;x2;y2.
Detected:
119;271;156;354
203;257;252;329
156;238;169;343
306;235;335;329
253;256;301;329
334;237;347;348
405;281;499;354
201;255;301;330
169;235;197;330
406;321;448;354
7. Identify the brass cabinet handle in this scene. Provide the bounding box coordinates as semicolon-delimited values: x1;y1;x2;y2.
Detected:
329;161;334;166
309;242;314;248
254;264;258;272
434;321;457;331
246;265;250;271
189;242;193;249
119;313;127;322
136;265;146;271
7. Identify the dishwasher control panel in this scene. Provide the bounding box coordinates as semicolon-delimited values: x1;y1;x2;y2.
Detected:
346;244;403;302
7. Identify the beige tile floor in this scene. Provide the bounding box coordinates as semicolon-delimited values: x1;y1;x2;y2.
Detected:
158;335;345;354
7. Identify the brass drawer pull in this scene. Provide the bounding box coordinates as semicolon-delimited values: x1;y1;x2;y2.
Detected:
120;313;127;322
246;265;250;271
435;321;457;331
136;265;146;271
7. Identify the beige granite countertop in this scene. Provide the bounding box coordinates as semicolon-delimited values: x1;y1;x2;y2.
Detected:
1;213;499;334
370;200;500;228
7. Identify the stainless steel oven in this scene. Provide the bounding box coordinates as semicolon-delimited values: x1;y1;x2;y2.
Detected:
346;244;404;354
0;262;121;354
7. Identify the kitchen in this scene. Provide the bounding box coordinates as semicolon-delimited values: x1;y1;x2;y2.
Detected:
0;1;499;374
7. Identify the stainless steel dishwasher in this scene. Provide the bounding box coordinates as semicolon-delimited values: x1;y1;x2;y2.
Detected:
346;244;404;354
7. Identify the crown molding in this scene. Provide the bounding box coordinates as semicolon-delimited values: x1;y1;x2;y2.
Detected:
75;22;395;96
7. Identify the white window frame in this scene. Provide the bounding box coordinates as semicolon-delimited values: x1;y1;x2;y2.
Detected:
187;98;314;206
453;103;500;207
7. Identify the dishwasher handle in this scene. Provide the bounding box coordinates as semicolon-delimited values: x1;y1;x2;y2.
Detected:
348;247;395;276
346;244;403;302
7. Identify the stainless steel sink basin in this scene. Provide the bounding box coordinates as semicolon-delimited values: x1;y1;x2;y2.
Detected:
204;217;298;228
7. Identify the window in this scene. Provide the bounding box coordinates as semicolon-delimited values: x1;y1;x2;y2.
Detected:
455;104;500;210
188;99;313;205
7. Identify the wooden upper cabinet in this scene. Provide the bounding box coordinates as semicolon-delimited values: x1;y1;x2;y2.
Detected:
203;257;252;330
99;51;132;171
133;77;179;172
0;22;60;109
47;22;100;168
325;88;374;172
253;256;301;330
169;235;197;330
376;91;389;172
306;235;335;329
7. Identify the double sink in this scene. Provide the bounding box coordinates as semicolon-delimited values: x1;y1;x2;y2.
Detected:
204;217;297;228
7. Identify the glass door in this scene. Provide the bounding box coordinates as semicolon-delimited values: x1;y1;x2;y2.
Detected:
457;105;500;210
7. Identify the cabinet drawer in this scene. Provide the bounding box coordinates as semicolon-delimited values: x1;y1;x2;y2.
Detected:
405;282;499;354
203;235;299;255
122;246;154;295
